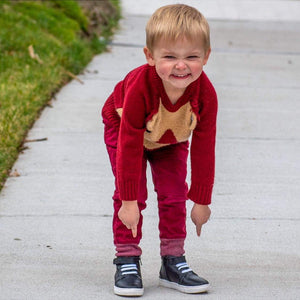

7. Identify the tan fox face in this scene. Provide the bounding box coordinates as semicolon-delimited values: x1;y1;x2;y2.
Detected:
144;99;197;149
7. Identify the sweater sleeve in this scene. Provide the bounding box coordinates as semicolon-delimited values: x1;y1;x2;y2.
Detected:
187;79;218;205
116;84;146;201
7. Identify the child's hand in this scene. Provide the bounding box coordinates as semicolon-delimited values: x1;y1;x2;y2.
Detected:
118;200;140;238
191;204;211;237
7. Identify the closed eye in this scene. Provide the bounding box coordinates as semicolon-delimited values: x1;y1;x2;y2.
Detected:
187;56;199;60
164;55;176;59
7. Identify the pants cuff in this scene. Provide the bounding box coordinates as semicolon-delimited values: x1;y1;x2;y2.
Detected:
160;238;185;256
115;244;142;257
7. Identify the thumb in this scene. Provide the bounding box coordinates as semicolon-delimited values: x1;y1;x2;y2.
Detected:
196;223;202;237
131;225;137;238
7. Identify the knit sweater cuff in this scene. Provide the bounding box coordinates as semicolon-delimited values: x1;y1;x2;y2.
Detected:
187;184;213;205
118;180;139;201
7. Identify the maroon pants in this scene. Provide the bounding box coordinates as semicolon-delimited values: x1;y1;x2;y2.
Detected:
104;122;189;257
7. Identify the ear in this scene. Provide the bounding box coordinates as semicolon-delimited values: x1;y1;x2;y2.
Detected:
203;48;211;65
143;47;155;66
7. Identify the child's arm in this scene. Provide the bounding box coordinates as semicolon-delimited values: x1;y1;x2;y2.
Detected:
191;203;211;237
118;200;140;238
116;87;146;202
188;75;217;236
188;74;218;205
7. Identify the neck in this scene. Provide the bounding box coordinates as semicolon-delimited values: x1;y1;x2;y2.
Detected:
163;83;186;105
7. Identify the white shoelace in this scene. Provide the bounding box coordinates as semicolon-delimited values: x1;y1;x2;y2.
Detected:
120;263;138;275
176;262;193;274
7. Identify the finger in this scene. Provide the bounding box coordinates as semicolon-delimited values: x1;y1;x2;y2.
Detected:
196;224;202;237
131;226;137;238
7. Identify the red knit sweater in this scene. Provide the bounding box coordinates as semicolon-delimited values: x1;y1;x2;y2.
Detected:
102;64;217;205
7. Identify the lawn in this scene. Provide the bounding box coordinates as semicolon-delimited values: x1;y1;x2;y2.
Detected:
0;0;120;189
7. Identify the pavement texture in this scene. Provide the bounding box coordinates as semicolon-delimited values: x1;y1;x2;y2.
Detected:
0;0;300;299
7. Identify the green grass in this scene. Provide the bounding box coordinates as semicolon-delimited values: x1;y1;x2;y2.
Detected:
0;0;120;188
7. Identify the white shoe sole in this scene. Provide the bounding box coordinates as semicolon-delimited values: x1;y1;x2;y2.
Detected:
159;278;209;294
114;286;144;297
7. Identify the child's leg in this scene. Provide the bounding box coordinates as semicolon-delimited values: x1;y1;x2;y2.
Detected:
147;142;189;257
112;159;147;256
104;123;147;257
148;143;209;293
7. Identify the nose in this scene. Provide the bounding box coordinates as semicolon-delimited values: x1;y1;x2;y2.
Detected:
175;60;186;70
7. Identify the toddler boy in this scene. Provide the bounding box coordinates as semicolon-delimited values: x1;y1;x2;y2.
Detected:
102;4;217;297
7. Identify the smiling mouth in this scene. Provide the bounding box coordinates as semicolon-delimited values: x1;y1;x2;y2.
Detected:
172;74;191;79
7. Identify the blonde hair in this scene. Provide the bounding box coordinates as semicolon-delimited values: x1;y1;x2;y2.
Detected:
146;4;210;53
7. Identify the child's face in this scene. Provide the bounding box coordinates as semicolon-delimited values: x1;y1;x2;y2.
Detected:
144;37;210;96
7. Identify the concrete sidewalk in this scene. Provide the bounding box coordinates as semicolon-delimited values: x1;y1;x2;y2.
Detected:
1;1;300;299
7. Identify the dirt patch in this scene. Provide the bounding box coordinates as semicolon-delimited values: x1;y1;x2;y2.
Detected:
78;0;120;36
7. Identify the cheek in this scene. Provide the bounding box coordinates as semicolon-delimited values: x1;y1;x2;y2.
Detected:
156;62;172;77
190;62;204;75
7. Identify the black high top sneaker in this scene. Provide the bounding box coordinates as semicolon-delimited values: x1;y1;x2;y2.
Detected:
113;256;144;297
159;255;209;294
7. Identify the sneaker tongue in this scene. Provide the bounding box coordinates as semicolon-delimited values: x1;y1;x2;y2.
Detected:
166;255;186;264
113;256;140;265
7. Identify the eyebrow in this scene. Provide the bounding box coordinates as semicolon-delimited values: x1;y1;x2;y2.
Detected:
160;49;202;55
